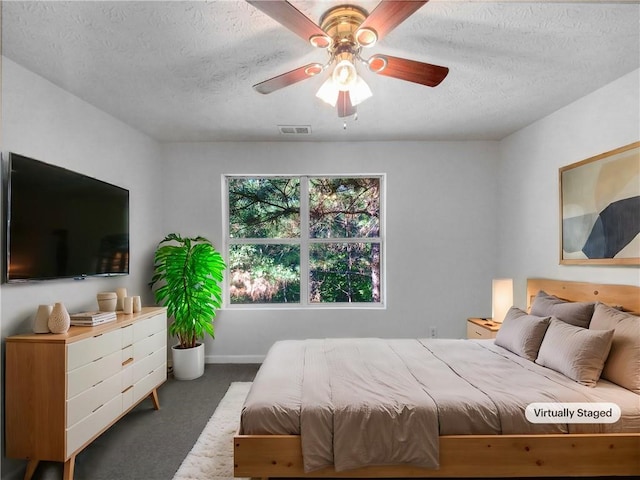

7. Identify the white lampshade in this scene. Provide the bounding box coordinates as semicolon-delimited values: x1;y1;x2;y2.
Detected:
316;74;372;108
492;278;513;323
349;76;372;106
316;77;340;106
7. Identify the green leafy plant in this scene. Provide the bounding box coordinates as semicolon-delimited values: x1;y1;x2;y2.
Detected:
150;234;226;349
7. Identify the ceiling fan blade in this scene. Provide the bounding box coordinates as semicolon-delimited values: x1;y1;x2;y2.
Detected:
253;63;324;94
368;54;449;87
247;0;329;46
337;91;356;118
357;1;428;43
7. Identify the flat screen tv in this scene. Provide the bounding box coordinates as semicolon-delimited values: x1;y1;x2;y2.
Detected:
4;153;129;282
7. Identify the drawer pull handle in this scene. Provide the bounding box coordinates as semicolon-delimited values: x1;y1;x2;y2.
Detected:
92;404;104;413
149;370;155;375
475;331;482;336
92;380;104;387
123;343;133;349
122;386;133;393
92;356;104;363
122;358;134;367
93;334;103;338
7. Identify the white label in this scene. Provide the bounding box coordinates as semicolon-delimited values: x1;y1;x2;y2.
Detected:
525;402;621;424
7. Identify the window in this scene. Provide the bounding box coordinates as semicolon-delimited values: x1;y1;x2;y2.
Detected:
225;175;384;307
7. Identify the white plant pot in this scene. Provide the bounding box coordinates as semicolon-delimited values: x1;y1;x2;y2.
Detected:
171;343;205;380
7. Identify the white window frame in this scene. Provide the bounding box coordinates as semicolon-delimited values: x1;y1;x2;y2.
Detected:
222;174;386;309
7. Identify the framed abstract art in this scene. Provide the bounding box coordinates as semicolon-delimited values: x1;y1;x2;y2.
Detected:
559;141;639;265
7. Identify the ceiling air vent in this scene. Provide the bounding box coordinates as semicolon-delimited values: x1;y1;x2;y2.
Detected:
278;125;312;135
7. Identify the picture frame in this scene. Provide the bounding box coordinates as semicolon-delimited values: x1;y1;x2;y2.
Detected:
559;141;640;266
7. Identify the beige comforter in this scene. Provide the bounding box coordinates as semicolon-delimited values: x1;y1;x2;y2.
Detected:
240;338;640;473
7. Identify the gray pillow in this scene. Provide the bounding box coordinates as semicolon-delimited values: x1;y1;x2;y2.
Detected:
530;290;595;328
495;307;551;361
589;302;640;393
536;318;614;387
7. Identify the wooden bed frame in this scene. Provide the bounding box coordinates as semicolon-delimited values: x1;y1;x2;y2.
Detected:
234;278;640;478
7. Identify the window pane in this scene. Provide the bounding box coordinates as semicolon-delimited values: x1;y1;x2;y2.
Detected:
229;244;300;304
229;178;300;238
309;177;380;239
309;242;381;303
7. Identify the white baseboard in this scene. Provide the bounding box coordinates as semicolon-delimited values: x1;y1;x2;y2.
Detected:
205;354;265;364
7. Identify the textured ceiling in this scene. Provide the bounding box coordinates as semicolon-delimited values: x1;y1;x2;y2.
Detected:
3;1;639;142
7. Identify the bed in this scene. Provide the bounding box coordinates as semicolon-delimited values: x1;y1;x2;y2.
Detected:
234;279;640;478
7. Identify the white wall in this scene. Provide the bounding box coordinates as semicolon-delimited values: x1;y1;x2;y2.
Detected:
497;68;640;307
0;58;164;479
1;57;164;333
160;141;501;362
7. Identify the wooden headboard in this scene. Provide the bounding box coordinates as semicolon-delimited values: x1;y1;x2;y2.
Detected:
527;278;640;314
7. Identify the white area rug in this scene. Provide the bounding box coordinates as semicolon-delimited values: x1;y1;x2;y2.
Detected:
172;382;251;480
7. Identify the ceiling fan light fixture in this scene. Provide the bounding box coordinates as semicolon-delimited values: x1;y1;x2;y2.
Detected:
355;27;377;47
367;55;388;73
304;63;324;76
316;76;340;107
309;34;331;48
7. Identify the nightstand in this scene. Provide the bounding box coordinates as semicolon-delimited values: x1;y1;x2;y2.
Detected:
467;317;501;339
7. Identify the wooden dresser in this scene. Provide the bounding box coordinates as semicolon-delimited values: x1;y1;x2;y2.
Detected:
5;307;167;480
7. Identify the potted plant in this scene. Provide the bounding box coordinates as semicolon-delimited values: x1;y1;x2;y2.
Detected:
150;233;226;380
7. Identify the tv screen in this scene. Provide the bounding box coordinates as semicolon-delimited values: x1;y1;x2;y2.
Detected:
4;153;130;282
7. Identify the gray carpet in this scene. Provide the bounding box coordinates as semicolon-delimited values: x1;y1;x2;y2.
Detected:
20;364;260;480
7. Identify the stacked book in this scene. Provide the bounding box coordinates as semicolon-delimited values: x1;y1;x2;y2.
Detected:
70;311;117;327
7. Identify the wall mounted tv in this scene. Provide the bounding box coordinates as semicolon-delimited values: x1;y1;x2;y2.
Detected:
4;153;130;282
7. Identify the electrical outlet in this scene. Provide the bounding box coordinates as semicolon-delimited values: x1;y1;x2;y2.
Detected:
429;326;437;338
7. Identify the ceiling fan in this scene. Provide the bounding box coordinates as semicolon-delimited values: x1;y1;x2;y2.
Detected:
247;0;449;118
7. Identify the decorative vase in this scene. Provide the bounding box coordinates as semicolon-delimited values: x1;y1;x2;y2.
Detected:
123;296;133;315
132;295;142;313
97;292;117;312
33;304;53;333
171;343;205;380
116;287;127;311
48;302;70;334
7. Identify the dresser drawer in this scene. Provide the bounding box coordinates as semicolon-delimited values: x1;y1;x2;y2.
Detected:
132;364;166;405
467;321;498;339
67;372;122;428
122;345;134;364
67;350;122;399
133;313;166;343
133;347;167;384
66;394;122;457
133;331;166;361
121;324;134;348
121;364;134;391
67;329;122;371
122;386;134;412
